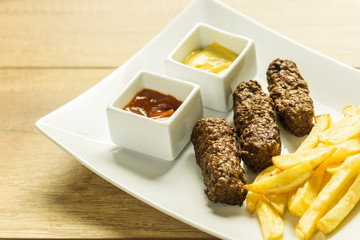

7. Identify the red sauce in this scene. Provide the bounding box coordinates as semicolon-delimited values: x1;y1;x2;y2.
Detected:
123;88;182;119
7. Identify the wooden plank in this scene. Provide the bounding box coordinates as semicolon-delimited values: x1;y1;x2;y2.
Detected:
0;0;192;67
0;0;359;68
223;0;360;68
0;69;213;239
0;132;211;238
0;68;110;132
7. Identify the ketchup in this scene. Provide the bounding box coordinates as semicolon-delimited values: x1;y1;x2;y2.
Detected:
123;88;182;119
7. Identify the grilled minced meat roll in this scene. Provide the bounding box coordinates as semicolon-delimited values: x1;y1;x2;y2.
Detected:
191;117;247;206
233;80;281;172
266;58;314;136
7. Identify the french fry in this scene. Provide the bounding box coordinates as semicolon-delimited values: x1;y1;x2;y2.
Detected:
246;166;279;214
256;197;284;240
256;165;280;181
296;114;332;152
325;161;343;174
247;165;286;238
314;115;323;124
244;157;325;195
287;162;326;217
266;194;288;216
316;174;360;235
324;175;351;216
273;139;360;170
295;154;360;240
327;139;360;165
273;146;334;170
317;142;325;148
246;191;260;214
246;166;278;214
342;104;356;117
289;114;331;218
248;106;360;240
319;113;360;145
319;171;333;191
287;114;332;222
342;104;360;116
287;114;333;217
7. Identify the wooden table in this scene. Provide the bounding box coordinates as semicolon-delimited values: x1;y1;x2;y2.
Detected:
1;0;359;238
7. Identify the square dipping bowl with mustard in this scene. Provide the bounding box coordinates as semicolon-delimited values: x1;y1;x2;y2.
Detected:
165;22;256;112
106;70;203;161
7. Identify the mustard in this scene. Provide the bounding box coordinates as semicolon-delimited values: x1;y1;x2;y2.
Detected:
182;42;238;74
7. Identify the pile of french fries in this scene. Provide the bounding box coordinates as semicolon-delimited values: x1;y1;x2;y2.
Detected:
244;105;360;240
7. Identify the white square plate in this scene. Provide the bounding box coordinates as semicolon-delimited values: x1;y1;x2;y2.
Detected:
36;0;360;239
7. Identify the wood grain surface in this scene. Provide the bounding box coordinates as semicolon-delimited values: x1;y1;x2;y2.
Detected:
1;0;359;239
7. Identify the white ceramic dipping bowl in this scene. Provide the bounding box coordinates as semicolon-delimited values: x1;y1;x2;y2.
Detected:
165;22;256;112
107;70;203;161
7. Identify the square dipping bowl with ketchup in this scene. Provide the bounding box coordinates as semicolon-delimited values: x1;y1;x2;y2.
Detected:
106;70;203;161
165;22;256;112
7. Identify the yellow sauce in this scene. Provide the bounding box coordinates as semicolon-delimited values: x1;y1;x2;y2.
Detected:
182;42;238;74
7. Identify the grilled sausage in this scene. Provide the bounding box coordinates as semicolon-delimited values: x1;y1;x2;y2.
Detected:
233;80;281;172
266;58;314;136
191;117;247;206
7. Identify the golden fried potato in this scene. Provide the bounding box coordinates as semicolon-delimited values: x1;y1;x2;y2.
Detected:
288;162;326;217
342;105;356;117
246;166;279;214
296;114;332;152
246;191;260;214
256;165;280;181
295;154;360;240
327;139;360;165
325;161;343;174
319;113;360;145
316;174;360;235
246;166;278;214
319;171;333;191
256;197;284;240
266;194;288;216
247;105;360;240
273;146;335;170
244;158;323;195
273;139;360;170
